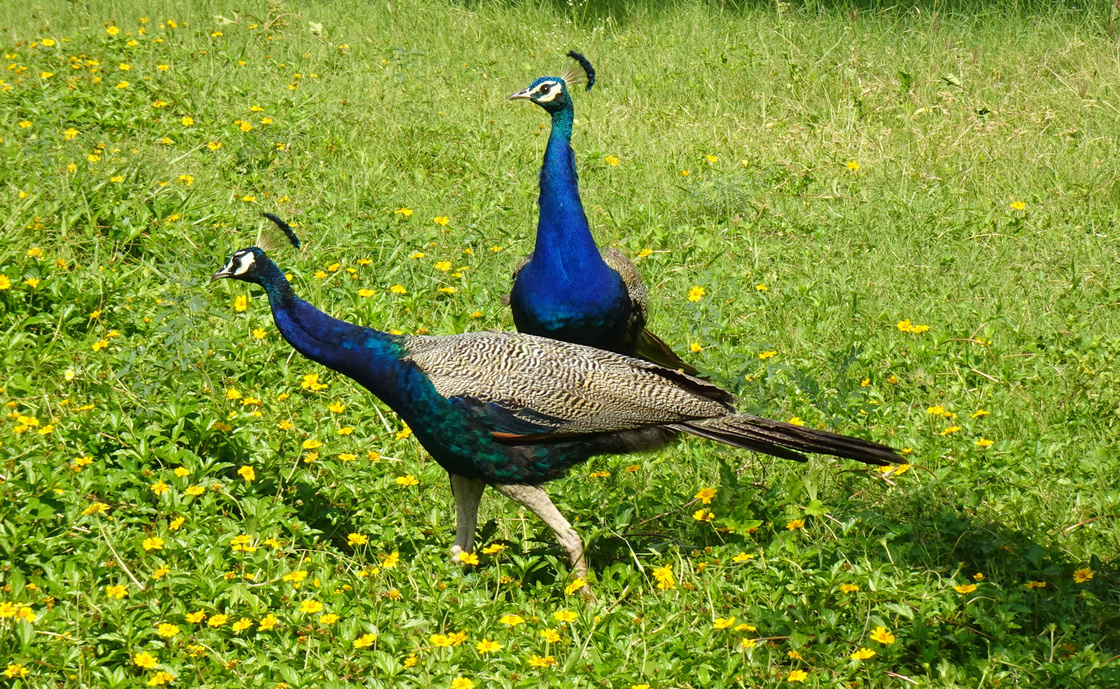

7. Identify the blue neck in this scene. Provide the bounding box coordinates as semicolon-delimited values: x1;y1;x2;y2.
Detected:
255;262;407;403
532;106;606;276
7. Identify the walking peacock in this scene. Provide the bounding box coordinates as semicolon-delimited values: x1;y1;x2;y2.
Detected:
211;215;902;582
507;52;697;374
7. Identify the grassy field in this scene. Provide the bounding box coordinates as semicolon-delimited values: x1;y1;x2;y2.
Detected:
1;0;1118;686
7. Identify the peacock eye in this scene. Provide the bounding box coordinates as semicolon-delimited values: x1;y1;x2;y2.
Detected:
538;83;551;96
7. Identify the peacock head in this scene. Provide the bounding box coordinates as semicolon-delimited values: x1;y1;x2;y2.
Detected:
211;213;302;285
211;246;271;285
508;51;595;115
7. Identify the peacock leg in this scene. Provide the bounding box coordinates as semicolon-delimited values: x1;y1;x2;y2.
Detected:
449;474;486;562
492;483;589;585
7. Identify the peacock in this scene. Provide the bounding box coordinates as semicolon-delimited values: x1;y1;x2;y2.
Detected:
507;52;697;374
211;215;902;582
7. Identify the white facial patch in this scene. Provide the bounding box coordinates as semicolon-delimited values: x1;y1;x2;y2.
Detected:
532;80;563;103
231;251;257;276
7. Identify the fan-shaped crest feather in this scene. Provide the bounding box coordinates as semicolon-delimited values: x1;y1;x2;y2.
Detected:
562;51;596;92
256;212;303;253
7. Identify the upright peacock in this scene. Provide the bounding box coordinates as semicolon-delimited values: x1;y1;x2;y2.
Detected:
211;215;902;582
507;52;697;374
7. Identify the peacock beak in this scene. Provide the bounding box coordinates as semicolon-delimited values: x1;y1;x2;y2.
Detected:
210;262;234;283
507;88;532;101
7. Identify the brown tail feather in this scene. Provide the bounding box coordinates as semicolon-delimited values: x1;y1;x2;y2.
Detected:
672;415;901;467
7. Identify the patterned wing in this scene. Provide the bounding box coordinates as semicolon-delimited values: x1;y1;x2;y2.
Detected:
403;332;733;436
599;247;648;341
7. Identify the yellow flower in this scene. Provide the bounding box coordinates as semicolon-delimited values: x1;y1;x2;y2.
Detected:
207;614;228;627
553;610;577;623
975;438;994;448
169;516;184;531
896;319;930;334
694;487;717;504
651;565;674;590
115;81;129;89
382;551;400;568
713;617;735;629
394;208;413;217
181;116;194;126
106;26;121;36
475;639;501;653
564;578;586;595
106;584;128;599
318;613;338;625
1010;201;1026;211
434;261;452;272
540;628;562;643
527;655;557;668
1025;580;1046;589
258;614;279;630
0;275;10;291
740;637;756;649
690;342;702;353
457;551;479;565
185;611;206;624
347;533;368;546
732;552;754;563
839;583;860;594
786;518;805;530
692;509;714;522
157;623;180;638
434;216;449;226
954;583;977;594
788;670;808;683
92;339;110;352
850;647;876;660
230;535;256;552
869;626;895;645
687;286;705;302
299;600;324;614
142;537;164;552
207;140;221;150
83;502;110;515
604;155;620;166
940;426;962;436
302;438;323;450
759;350;777;360
237;465;255;482
438;286;456;294
150;481;169;495
681;170;690;177
847;160;860;171
252;328;267;339
971;409;990;418
147;671;175;686
358;288;375;297
1073;567;1094;584
451;678;474;689
185;486;205;497
353;633;377;648
500;614;525;627
395;475;419;486
133;652;157;669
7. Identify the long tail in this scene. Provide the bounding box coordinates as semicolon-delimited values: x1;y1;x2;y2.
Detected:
668;415;902;466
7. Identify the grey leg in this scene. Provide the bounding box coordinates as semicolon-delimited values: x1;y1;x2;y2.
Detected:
449;474;486;561
493;483;589;584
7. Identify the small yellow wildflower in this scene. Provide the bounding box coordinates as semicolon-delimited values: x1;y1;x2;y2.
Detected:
869;626;895;645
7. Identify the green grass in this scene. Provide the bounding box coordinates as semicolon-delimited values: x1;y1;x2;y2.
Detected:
1;0;1118;686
